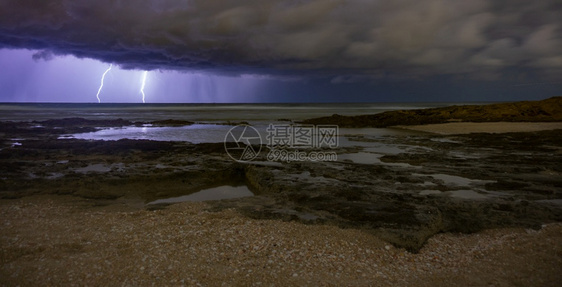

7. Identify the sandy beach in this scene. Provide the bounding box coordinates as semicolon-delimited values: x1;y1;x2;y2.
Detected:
1;195;561;286
394;122;562;135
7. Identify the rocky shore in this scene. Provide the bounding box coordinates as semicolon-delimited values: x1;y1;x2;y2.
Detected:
1;119;561;252
395;122;562;135
1;100;562;285
302;97;562;128
2;196;561;286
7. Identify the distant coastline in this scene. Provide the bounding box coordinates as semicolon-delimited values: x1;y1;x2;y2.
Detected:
302;97;562;128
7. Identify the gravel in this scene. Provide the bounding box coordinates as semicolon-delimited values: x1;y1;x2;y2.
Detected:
1;195;561;286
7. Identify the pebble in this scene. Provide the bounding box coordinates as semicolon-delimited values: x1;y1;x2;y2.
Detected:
1;198;561;286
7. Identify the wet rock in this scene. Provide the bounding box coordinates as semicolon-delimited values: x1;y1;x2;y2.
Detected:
210;121;250;126
150;119;193;126
1;116;561;252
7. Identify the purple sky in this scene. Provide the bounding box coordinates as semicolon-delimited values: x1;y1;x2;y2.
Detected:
0;49;268;103
1;0;561;103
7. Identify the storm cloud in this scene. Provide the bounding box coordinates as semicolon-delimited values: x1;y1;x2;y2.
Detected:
0;0;561;81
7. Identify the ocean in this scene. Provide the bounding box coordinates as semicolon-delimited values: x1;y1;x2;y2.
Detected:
0;102;456;122
0;102;476;144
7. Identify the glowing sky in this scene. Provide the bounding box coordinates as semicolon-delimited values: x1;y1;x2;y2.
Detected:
0;0;561;103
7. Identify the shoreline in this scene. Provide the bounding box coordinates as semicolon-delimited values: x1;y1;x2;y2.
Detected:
1;120;561;252
393;122;562;135
2;99;562;285
302;97;562;128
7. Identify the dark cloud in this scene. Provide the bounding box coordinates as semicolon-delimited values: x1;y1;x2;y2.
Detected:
0;0;560;81
31;50;55;61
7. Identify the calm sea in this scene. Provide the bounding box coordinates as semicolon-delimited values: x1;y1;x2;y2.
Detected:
0;102;484;144
0;103;463;122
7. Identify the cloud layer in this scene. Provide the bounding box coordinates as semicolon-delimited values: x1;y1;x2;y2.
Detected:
0;0;561;80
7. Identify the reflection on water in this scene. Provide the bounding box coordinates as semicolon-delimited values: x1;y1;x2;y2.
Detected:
74;164;112;173
65;124;234;144
448;189;488;199
6;102;443;144
73;163;124;173
63;123;423;145
338;152;417;168
338;152;383;164
415;173;496;187
419;190;442;195
148;185;254;204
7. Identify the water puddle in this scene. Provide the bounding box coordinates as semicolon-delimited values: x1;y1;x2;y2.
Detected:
338;152;383;164
421;181;437;187
430;138;462;144
414;173;495;187
419;190;442;195
74;164;112;173
448;151;484;159
338;152;417;168
364;145;407;155
431;174;475;186
448;189;488;199
46;173;64;179
62;124;235;144
339;129;419;147
148;185;254;205
421;188;508;199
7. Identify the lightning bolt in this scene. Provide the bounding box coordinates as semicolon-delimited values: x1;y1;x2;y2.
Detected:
140;71;148;103
95;64;112;103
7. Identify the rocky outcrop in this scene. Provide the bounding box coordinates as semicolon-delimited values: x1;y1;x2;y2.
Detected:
150;119;194;126
1;112;562;252
302;97;562;128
